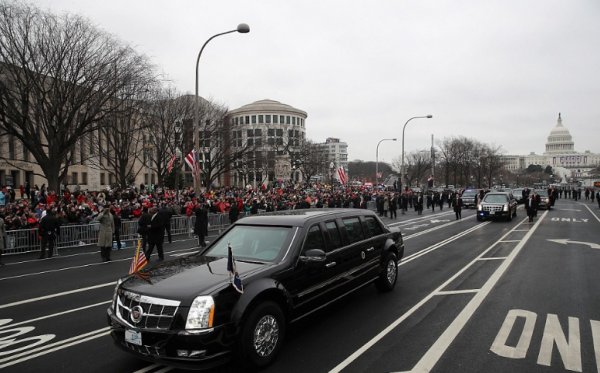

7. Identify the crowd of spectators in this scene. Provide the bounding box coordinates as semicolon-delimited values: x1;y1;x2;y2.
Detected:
0;181;388;232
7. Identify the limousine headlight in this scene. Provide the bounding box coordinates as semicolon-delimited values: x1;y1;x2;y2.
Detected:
185;296;215;330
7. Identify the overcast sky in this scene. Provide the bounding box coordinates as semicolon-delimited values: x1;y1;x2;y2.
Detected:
33;0;600;165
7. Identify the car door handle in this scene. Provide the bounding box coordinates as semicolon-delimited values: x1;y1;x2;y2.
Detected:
325;262;337;268
366;247;375;252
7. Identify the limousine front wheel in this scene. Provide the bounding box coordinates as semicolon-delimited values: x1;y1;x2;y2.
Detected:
375;252;398;292
240;301;286;368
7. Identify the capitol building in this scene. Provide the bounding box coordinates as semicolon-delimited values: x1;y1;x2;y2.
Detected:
501;113;600;182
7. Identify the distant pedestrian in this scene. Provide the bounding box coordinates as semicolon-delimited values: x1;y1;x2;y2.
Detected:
146;207;165;261
111;208;122;250
194;203;209;248
137;207;151;253
389;194;398;219
96;204;114;262
158;203;173;244
526;193;538;223
452;193;462;220
39;209;60;258
597;191;600;209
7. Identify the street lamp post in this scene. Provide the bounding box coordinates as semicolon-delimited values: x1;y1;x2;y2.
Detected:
375;138;396;186
193;23;250;192
174;121;182;201
401;115;433;189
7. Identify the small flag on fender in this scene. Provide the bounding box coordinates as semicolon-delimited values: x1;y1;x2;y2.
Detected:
227;243;244;294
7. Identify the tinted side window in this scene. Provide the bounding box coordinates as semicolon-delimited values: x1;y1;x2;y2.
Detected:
363;216;384;238
325;221;342;250
302;225;326;253
342;217;364;243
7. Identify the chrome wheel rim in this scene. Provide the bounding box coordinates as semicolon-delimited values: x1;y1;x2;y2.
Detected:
253;314;279;357
386;259;397;285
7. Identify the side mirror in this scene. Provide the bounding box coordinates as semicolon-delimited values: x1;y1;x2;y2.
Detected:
299;249;326;265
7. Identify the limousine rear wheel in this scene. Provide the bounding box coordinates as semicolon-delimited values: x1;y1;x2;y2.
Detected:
375;252;398;292
240;301;286;368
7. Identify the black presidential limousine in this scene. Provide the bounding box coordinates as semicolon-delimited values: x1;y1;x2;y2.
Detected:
107;209;404;369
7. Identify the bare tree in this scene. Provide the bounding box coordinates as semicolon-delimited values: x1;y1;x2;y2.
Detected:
0;2;156;191
395;150;432;187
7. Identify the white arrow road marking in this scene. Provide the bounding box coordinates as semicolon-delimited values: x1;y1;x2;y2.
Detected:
547;239;600;249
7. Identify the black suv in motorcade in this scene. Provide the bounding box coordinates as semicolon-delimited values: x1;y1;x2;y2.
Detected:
107;209;404;370
476;191;518;221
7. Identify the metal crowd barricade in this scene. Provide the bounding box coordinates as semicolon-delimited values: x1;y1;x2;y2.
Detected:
4;211;242;256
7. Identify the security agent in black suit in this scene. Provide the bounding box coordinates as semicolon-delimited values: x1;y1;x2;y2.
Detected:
39;209;60;258
137;207;151;252
158;203;173;244
146;207;165;261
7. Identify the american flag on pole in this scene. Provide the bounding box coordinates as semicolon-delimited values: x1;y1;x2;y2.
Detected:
227;243;244;294
166;153;177;174
129;239;148;274
337;166;348;185
185;149;201;178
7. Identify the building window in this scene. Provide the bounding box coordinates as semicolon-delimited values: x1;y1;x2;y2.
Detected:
252;115;257;124
280;115;284;124
247;129;254;137
286;116;290;124
71;172;78;185
256;138;262;146
276;129;283;136
248;138;254;146
266;115;271;124
245;116;250;124
100;173;105;185
273;115;278;124
292;117;296;125
255;128;262;136
82;172;88;185
258;115;264;123
8;135;15;159
268;138;275;145
268;129;275;136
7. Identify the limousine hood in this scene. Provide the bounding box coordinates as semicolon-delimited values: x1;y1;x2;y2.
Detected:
121;255;265;302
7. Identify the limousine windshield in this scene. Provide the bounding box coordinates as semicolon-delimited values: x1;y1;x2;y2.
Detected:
204;225;293;262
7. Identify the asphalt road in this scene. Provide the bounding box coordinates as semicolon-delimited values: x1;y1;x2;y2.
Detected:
1;197;599;373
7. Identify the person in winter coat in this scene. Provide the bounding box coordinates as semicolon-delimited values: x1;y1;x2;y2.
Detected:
525;192;538;223
137;207;151;252
111;208;122;250
39;209;60;259
96;205;114;261
451;193;463;220
194;203;209;248
146;207;165;261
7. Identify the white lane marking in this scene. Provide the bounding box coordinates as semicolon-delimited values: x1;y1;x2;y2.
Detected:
400;222;490;265
478;257;507;261
405;212;547;372
0;282;115;310
403;220;462;240
4;237;198;266
0;260;130;281
490;309;537;359
591;320;600;373
155;367;174;373
387;211;456;227
0;301;112;330
537;314;582;372
329;211;548;373
435;289;479;295
0;327;110;368
582;203;600;223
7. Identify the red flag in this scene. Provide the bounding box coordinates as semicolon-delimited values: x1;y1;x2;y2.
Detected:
129;239;148;274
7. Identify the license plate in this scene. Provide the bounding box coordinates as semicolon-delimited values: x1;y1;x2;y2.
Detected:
125;329;142;346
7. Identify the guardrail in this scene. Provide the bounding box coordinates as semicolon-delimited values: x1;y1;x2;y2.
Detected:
4;204;377;256
4;213;233;256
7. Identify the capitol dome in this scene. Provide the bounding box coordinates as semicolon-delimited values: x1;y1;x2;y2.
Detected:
544;113;575;154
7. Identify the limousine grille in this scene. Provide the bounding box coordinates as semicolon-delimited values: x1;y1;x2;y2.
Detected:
117;291;180;330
